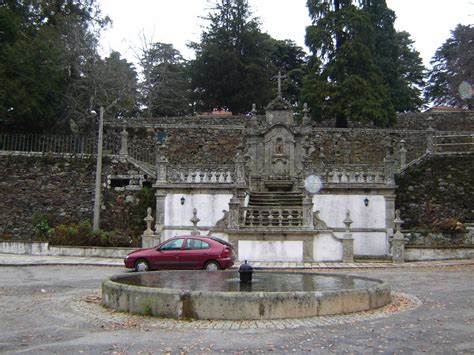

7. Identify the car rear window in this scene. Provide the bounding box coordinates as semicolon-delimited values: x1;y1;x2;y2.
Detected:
209;237;233;248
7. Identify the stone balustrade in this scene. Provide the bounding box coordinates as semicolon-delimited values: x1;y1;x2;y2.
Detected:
168;166;235;184
240;207;303;228
311;165;387;185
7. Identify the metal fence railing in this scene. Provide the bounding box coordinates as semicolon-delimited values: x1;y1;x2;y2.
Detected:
0;133;120;156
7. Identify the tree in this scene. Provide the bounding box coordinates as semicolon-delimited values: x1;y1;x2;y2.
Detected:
363;0;425;112
0;0;126;134
189;0;275;114
425;24;474;109
139;42;191;117
303;0;394;127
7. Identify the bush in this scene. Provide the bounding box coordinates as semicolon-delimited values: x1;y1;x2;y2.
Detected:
47;220;141;247
32;211;50;239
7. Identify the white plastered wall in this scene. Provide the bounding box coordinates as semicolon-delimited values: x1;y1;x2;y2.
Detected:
239;241;303;262
315;194;388;256
163;193;232;240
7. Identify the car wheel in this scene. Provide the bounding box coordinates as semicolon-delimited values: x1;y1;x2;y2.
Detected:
135;259;150;272
204;261;220;271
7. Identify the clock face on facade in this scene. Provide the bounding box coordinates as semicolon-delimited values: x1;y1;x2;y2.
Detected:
304;175;323;194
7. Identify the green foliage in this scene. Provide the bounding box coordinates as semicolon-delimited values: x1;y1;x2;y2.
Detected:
32;211;50;238
139;42;191;117
425;24;474;109
189;0;275;113
302;0;425;126
47;220;140;247
0;1;139;134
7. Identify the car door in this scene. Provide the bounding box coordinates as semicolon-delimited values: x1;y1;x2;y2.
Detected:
177;238;211;269
151;238;184;269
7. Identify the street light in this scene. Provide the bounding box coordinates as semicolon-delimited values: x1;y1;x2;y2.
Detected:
93;106;104;232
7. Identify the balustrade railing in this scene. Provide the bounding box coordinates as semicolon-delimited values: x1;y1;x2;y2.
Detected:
310;165;387;184
168;166;235;184
240;207;303;227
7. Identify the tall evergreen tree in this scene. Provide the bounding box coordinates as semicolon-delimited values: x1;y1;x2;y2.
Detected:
303;0;394;127
363;0;425;112
425;24;474;109
139;42;191;117
0;0;138;133
189;0;274;113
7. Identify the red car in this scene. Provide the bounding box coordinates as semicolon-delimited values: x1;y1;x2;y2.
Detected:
124;236;235;272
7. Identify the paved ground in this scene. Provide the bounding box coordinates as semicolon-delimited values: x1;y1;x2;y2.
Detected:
1;252;473;269
0;259;473;353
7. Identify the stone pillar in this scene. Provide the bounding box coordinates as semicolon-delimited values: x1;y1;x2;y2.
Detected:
390;210;406;263
190;208;200;236
302;194;314;229
342;210;354;263
384;147;395;185
228;193;241;229
142;207;160;248
235;145;246;186
384;194;396;238
119;127;129;157
156;144;168;184
399;139;407;170
155;189;166;242
426;116;435;154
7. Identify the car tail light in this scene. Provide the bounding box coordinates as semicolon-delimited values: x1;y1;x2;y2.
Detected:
221;247;231;258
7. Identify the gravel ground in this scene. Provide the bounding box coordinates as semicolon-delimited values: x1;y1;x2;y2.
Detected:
0;265;473;354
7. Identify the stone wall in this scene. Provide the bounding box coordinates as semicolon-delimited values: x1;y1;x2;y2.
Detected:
396;155;474;231
0;155;152;240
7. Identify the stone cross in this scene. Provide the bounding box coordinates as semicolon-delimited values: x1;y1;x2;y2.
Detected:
273;71;286;97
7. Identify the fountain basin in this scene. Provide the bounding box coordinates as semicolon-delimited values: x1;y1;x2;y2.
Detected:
102;271;391;320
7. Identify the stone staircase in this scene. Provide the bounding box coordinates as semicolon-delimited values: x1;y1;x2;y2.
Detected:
248;191;304;207
240;191;304;227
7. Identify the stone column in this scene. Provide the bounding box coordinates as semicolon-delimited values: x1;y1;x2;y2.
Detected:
390;210;406;263
119;127;129;157
142;207;160;248
302;194;314;229
384;194;396;238
399;139;407;170
228;193;241;229
190;208;200;236
155;189;166;242
342;210;354;263
384;149;395;185
426;116;435;154
156;144;168;184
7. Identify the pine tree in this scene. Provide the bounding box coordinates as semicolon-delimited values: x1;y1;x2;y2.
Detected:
425;24;474;109
189;0;274;113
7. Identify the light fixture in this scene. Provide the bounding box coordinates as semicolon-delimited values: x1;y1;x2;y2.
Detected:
364;197;369;207
180;196;185;205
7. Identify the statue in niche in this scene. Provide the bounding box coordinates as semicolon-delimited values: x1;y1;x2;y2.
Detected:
275;137;284;154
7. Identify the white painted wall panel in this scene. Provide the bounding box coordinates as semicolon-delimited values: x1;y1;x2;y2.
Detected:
333;232;387;256
239;241;303;262
313;234;343;262
165;194;232;227
314;195;386;229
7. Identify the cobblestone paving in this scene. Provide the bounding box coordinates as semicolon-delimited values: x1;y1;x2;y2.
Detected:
0;264;473;353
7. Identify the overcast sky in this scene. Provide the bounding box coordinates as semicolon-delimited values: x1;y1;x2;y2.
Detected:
99;0;473;67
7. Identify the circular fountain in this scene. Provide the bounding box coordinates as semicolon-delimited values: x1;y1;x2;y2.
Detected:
102;270;391;320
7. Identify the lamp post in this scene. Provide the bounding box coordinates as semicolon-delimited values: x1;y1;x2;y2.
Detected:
93;106;104;232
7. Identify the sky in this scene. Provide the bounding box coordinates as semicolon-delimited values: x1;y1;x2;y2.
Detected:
99;0;473;68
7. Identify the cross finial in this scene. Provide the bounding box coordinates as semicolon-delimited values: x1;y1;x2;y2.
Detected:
273;71;286;97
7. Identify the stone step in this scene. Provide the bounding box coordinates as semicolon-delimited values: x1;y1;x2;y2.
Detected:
248;192;304;207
